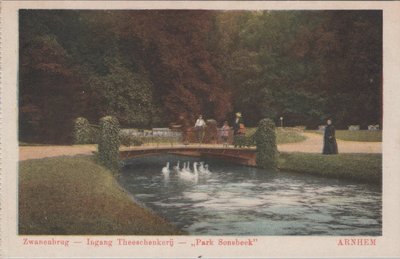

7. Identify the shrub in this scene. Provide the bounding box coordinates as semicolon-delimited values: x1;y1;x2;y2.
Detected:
132;137;144;146
73;117;92;144
233;128;257;147
120;132;133;147
120;133;144;147
98;116;120;173
233;135;246;147
255;118;278;170
234;134;256;147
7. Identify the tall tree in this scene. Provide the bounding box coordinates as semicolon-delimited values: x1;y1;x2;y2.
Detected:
214;10;382;128
117;10;233;124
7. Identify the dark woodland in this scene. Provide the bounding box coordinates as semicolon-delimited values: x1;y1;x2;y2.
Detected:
19;10;382;143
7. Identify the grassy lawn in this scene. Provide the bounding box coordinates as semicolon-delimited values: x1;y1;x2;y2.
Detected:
19;142;48;146
309;130;382;142
276;128;307;144
245;127;307;145
19;156;183;235
278;152;382;185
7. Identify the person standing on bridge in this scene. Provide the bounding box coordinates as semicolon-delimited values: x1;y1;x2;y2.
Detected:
221;121;230;147
233;112;246;148
194;115;206;144
322;119;338;155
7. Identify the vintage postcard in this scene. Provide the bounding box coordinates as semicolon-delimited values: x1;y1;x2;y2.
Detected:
1;1;400;258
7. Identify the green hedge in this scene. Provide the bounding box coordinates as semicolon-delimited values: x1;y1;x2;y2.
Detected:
98;116;120;173
255;118;278;170
73;117;100;144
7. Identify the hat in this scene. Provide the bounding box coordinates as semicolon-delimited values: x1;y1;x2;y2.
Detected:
235;112;242;117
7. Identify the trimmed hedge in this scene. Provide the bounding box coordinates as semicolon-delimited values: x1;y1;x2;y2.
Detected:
255;118;278;170
73;117;92;144
98;116;120;173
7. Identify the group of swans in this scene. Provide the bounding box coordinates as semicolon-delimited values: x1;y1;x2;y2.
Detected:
161;161;211;181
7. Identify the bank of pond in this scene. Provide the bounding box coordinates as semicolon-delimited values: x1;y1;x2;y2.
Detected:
19;152;381;235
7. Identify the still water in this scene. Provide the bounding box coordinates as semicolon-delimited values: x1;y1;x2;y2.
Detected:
119;155;381;236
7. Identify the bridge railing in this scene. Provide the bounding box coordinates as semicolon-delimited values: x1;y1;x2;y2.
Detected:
120;127;248;147
120;128;183;147
183;128;234;145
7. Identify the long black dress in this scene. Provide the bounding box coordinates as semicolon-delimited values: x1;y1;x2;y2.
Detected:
323;124;338;154
233;117;244;135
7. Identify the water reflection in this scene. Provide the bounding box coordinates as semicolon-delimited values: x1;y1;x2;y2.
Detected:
119;155;381;236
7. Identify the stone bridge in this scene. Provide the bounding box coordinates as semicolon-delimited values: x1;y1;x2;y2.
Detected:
120;146;257;166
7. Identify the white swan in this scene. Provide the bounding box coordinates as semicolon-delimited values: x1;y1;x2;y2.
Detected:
193;162;198;174
182;162;187;172
162;162;170;175
173;161;180;173
199;162;211;176
178;162;198;182
199;162;206;173
186;161;191;172
203;164;211;175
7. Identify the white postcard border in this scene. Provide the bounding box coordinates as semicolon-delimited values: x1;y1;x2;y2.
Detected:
1;1;400;258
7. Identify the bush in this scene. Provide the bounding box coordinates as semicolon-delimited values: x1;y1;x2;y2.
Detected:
73;117;92;144
234;134;256;147
132;137;144;146
233;127;257;147
120;132;133;147
120;133;144;147
255;118;278;170
98;116;120;173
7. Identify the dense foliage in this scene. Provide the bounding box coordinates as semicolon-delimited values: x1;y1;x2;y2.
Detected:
119;133;143;147
19;10;382;143
255;118;278;169
73;117;91;144
215;11;382;128
98;116;120;172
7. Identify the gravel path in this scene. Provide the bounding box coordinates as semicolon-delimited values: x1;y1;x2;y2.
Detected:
19;132;381;161
19;145;97;161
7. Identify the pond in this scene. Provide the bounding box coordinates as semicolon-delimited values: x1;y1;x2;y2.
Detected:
119;155;381;236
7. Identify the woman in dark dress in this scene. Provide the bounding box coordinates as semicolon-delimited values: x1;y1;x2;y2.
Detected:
323;119;338;154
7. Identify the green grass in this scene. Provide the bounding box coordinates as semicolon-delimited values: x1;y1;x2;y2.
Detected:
19;142;48;146
309;130;382;142
276;128;307;144
19;156;183;235
244;127;307;145
278;152;382;185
